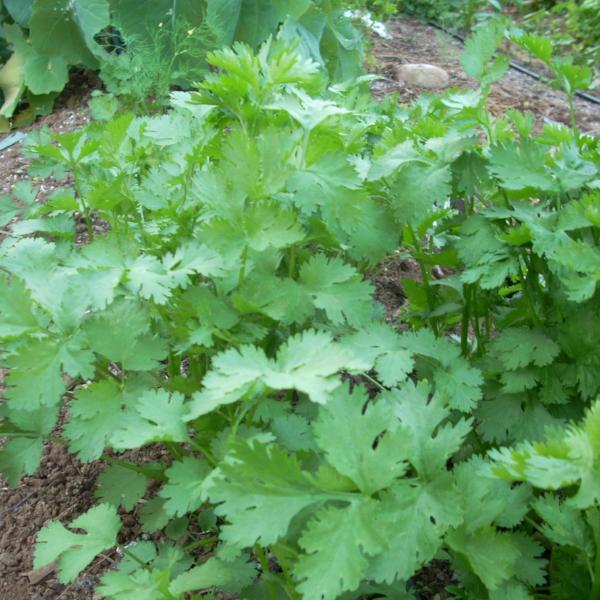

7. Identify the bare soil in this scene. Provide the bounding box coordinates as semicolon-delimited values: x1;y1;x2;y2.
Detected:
1;17;599;600
370;18;600;135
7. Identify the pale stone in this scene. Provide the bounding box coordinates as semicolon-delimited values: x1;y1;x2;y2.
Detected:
396;64;450;89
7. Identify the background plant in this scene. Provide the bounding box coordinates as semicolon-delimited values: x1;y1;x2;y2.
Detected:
0;0;364;127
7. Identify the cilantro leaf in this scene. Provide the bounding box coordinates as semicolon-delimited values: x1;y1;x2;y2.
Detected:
111;389;190;449
159;457;211;517
64;377;147;461
170;555;256;595
295;500;385;600
488;141;557;192
370;477;462;583
461;20;509;86
4;339;66;410
491;328;561;370
314;385;408;494
299;255;376;326
34;504;121;584
95;464;147;511
0;404;58;486
208;440;326;549
0;274;40;338
84;301;168;371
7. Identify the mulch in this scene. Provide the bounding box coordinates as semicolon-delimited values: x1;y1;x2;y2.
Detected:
1;17;599;600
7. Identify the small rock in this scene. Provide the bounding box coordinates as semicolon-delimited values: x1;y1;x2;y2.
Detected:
396;64;450;89
0;552;17;567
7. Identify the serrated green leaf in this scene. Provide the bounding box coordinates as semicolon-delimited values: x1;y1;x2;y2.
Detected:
299;255;376;326
34;504;121;584
170;555;256;595
314;385;408;494
111;389;190;449
295;500;385;600
95;464;147;511
64;378;146;461
208;440;326;549
159;457;211;517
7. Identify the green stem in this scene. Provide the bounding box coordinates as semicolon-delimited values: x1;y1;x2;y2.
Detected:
288;244;297;279
518;260;541;327
255;545;278;600
300;130;311;169
73;173;94;242
165;442;184;460
590;530;600;600
188;440;217;467
567;92;581;146
103;455;167;481
189;354;206;382
182;535;218;553
461;284;471;356
408;225;438;335
121;547;150;569
168;353;181;379
471;288;484;354
229;402;254;442
237;245;249;288
362;372;387;392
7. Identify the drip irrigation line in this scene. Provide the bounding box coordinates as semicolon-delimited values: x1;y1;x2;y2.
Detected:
427;20;600;106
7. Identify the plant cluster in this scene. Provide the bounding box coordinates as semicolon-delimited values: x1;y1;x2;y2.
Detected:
516;0;600;74
0;0;363;128
1;20;600;600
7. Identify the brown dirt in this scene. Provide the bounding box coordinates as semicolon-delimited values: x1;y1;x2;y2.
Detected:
370;18;600;135
0;71;96;198
1;19;599;600
0;445;105;600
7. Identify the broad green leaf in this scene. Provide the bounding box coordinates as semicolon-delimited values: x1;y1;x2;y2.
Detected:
64;377;147;461
491;328;561;370
189;345;272;418
390;163;452;225
34;504;121;584
111;390;190;449
84;301;168;371
266;89;348;133
4;339;66;410
159;457;212;517
0;48;25;118
0;405;58;486
314;385;408;494
461;21;509;86
299;255;376;326
170;555;256;595
295;500;385;600
4;0;33;26
208;440;326;549
264;330;358;404
446;527;522;591
500;400;600;508
367;141;423;182
533;494;594;558
30;0;110;66
488;142;557;192
95;464;147;511
387;381;473;477
0;274;39;338
341;324;415;387
370;477;462;583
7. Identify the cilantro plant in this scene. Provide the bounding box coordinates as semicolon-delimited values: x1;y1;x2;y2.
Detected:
2;21;600;600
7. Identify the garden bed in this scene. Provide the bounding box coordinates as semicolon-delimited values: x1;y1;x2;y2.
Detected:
1;14;599;600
